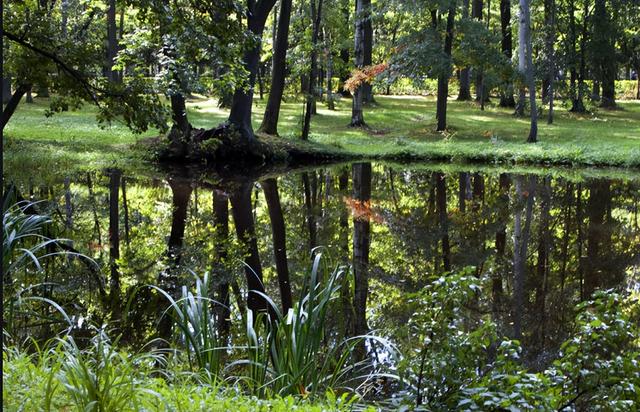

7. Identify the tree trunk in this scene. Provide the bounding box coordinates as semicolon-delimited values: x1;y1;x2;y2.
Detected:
2;78;11;104
458;0;472;101
593;0;616;108
169;93;191;147
519;0;538;142
213;190;231;336
339;2;352;97
106;0;119;83
121;176;130;247
361;0;374;104
512;175;536;340
350;0;369;126
108;169;122;310
435;173;451;271
584;181;611;297
472;0;485;103
302;172;317;250
499;0;516;106
64;177;73;231
338;168;352;334
571;0;588;112
1;83;30;129
262;178;293;312
515;3;527;117
352;162;372;352
436;5;456;132
325;30;335;110
157;179;193;340
546;0;555;124
229;182;267;313
302;0;324;140
534;177;550;347
493;174;510;309
229;0;278;141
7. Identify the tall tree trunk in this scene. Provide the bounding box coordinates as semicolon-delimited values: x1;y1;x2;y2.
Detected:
493;174;510;310
106;0;119;82
472;0;485;103
228;0;278;141
499;0;516;106
352;163;372;355
350;0;370;126
436;5;456;132
593;0;616;108
262;178;293;312
2;78;11;104
512;175;536;340
546;0;555;123
457;0;472;101
338;168;352;334
435;173;451;271
584;181;611;297
325;30;335;110
534;177;550;347
157;179;193;340
458;172;469;212
339;1;352;97
302;172;317;250
515;4;527;117
302;0;324;140
121;176;130;247
571;0;588;112
519;0;538;142
108;169;122;311
229;182;267;313
361;0;374;104
64;177;73;232
213;190;231;337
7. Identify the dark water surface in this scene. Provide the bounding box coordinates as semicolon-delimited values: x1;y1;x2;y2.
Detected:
8;162;640;367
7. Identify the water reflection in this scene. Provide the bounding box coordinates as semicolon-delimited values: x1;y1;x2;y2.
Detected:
8;163;640;366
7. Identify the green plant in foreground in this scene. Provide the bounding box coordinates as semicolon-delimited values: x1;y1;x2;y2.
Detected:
237;253;398;398
55;330;163;412
2;198;57;278
151;271;226;378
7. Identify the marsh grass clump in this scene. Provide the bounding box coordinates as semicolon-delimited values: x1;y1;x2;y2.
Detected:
235;253;396;398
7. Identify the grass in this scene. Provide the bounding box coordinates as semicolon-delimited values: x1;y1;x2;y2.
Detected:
4;94;640;177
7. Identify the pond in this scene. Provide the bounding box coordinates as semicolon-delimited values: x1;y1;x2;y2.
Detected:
6;162;640;370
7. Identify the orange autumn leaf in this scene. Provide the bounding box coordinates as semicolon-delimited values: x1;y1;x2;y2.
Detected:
344;63;389;93
343;197;384;223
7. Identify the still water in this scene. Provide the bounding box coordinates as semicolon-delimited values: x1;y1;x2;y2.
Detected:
7;162;640;368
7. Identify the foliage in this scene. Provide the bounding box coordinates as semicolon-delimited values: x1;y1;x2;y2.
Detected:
151;271;226;378
237;253;395;397
393;272;640;410
344;63;389;93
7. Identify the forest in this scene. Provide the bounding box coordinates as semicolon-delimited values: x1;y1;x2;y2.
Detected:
2;0;640;410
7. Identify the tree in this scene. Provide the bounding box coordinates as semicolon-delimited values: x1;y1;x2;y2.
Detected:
436;3;456;131
499;0;516;106
259;0;293;136
228;0;278;141
350;0;371;126
591;0;618;108
106;0;120;83
518;0;538;142
457;0;473;101
262;179;293;312
302;0;324;140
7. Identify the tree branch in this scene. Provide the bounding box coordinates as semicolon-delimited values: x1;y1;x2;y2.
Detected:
3;30;121;107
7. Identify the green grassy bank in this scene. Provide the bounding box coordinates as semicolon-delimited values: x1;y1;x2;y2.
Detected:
4;94;640;175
